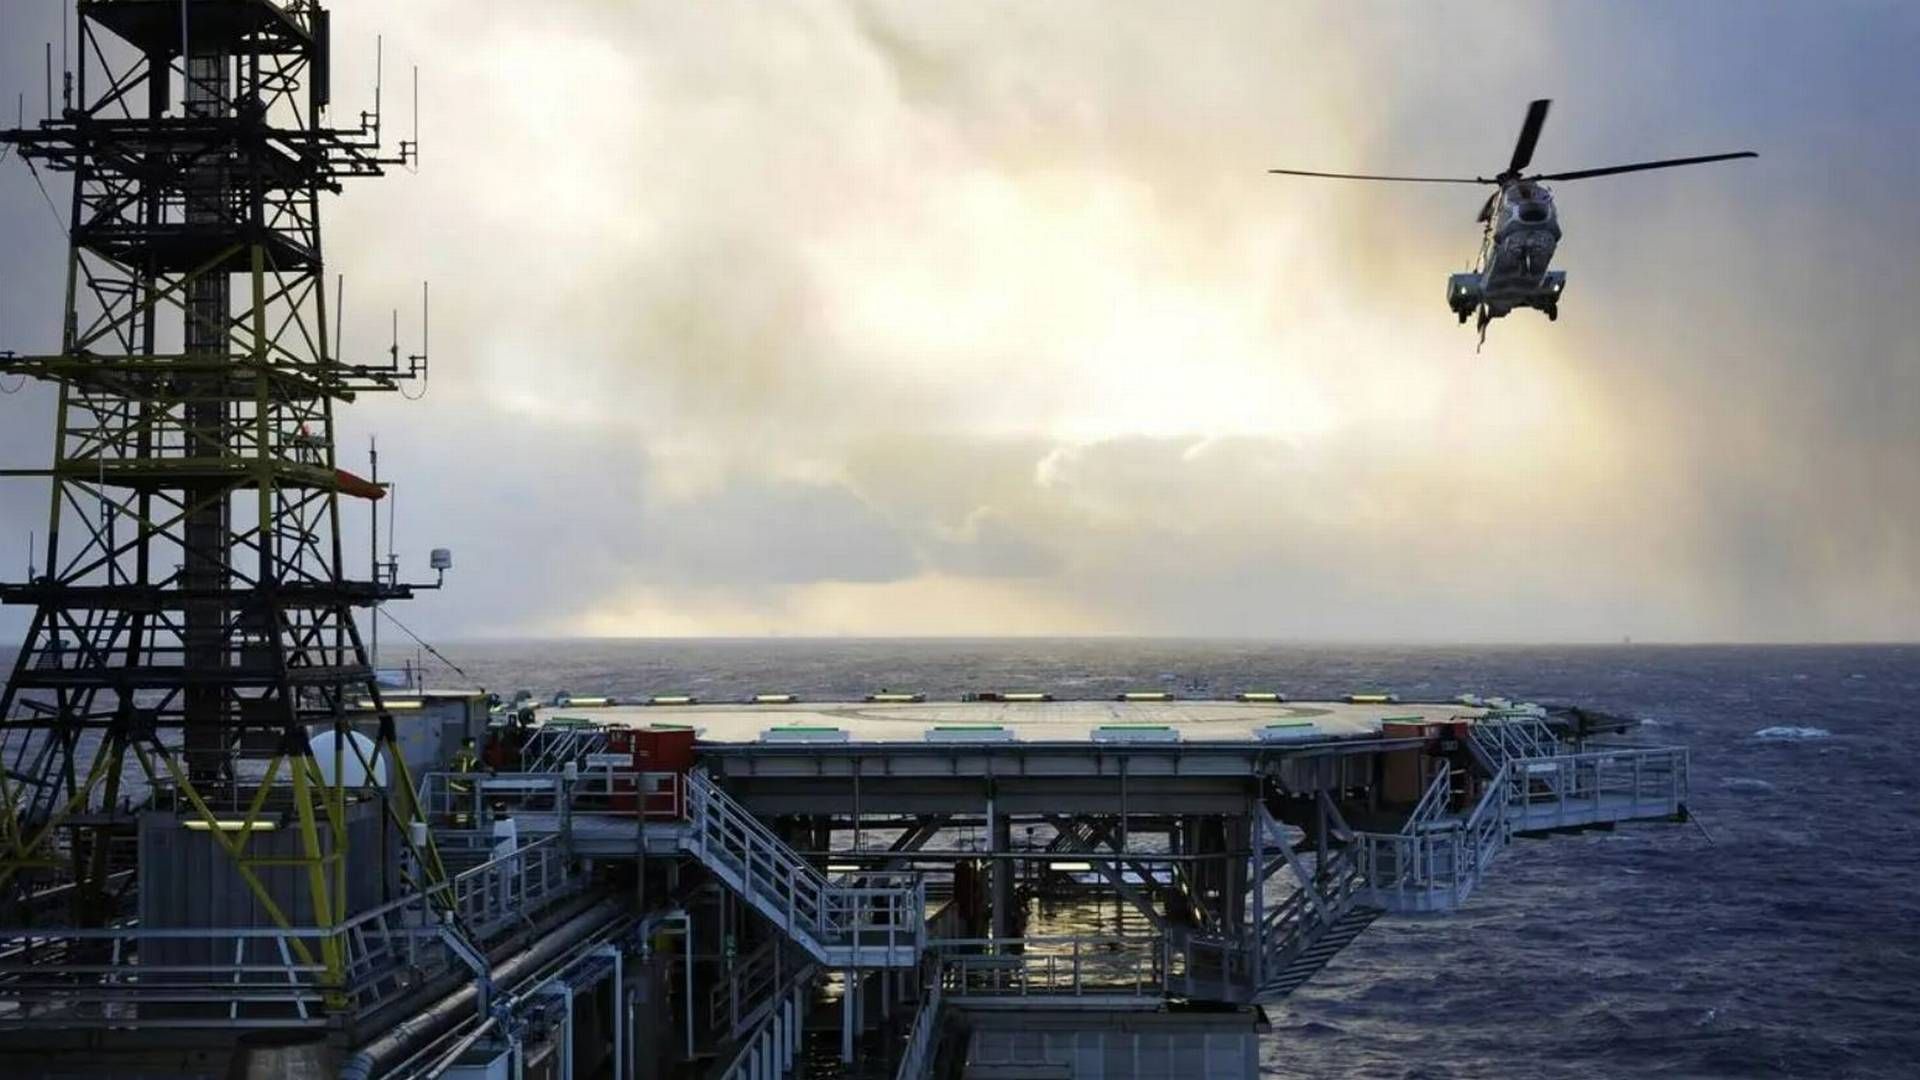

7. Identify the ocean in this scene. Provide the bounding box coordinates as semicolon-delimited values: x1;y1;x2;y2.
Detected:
428;639;1920;1079
5;638;1917;1077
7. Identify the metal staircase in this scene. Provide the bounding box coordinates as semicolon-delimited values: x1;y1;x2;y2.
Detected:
518;725;610;774
1252;844;1382;1000
417;767;926;969
683;770;923;969
1470;710;1560;763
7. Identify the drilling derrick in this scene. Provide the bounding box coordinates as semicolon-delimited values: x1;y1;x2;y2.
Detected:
0;0;452;1045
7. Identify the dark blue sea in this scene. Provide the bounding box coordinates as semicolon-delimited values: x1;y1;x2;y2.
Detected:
421;639;1920;1079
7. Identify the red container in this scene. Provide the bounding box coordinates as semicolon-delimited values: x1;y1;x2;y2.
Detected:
588;726;697;816
1381;720;1441;741
641;728;696;772
635;727;696;817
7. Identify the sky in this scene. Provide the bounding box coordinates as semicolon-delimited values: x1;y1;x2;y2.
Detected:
0;1;1917;642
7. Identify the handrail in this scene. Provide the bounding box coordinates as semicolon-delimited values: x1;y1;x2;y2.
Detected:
1405;761;1454;832
0;826;585;1029
708;938;808;1041
1463;760;1511;832
684;769;924;964
1501;746;1688;829
518;726;610;774
1356;742;1688;910
711;957;816;1080
1472;714;1560;766
935;937;1168;998
894;977;944;1080
334;832;573;936
1348;757;1511;908
686;769;835;944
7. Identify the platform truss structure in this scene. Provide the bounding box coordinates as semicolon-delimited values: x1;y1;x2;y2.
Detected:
0;0;441;1018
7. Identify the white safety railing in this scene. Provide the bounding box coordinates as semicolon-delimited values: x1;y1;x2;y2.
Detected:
1355;739;1689;911
0;830;583;1030
711;958;814;1080
1405;761;1456;832
931;935;1171;999
894;976;944;1080
1505;746;1688;830
944;844;1381;1005
943;845;1384;1006
517;725;610;775
0;924;333;1028
708;938;808;1042
1470;714;1559;765
418;768;688;831
443;834;574;938
1352;761;1512;911
1252;844;1370;985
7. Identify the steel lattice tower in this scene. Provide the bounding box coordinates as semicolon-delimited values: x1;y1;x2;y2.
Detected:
0;0;445;1010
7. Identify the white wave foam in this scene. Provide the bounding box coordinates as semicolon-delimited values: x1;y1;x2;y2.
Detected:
1752;725;1831;740
1722;777;1776;794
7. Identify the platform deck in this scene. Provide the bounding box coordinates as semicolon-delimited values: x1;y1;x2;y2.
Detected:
575;699;1480;746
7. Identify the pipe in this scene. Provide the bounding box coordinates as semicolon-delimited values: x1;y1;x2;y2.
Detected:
537;981;575;1080
607;946;623;1080
340;897;629;1080
421;1016;497;1078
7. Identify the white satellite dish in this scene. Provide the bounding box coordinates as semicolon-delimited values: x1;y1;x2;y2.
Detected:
306;728;389;789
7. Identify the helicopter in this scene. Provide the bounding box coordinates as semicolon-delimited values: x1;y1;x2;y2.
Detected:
1268;99;1755;343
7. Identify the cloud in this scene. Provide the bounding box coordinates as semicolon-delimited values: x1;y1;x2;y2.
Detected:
1;1;1916;642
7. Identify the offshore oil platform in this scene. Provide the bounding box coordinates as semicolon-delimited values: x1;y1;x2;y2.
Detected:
0;3;1692;1078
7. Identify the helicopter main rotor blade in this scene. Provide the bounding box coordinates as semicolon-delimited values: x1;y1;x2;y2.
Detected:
1531;151;1757;182
1508;98;1552;175
1266;168;1488;184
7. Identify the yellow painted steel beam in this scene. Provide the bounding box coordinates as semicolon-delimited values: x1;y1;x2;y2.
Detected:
0;355;375;401
376;723;453;900
0;736;117;890
68;244;242;356
290;751;346;994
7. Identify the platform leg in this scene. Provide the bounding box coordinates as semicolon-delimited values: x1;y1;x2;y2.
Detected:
991;811;1013;941
842;969;855;1062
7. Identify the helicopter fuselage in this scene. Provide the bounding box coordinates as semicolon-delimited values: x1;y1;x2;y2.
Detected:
1447;180;1566;327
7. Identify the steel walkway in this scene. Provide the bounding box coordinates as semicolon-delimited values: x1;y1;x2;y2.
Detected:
1352;712;1688;915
